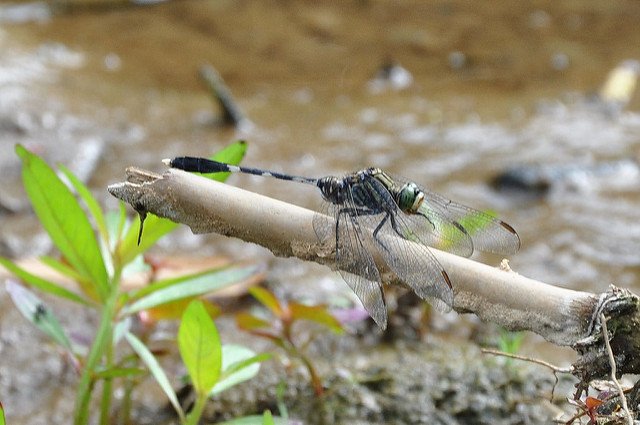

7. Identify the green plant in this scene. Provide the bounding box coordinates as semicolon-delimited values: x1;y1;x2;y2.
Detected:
0;400;5;425
498;329;525;355
1;142;270;424
236;286;344;395
127;300;272;425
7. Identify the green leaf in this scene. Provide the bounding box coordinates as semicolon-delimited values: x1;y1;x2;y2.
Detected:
178;301;222;395
117;215;177;267
39;255;86;284
249;287;283;317
104;207;128;262
262;410;275;425
0;400;5;425
59;165;108;245
112;317;131;345
211;346;270;395
0;257;90;306
289;302;344;334
125;332;185;422
15;145;109;300
122;264;261;316
94;367;146;379
198;140;247;181
5;280;73;352
498;329;525;355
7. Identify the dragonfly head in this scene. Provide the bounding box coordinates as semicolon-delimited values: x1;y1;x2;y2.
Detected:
317;176;346;204
397;182;424;213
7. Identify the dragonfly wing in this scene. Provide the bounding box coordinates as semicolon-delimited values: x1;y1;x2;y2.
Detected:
384;173;474;257
312;201;333;244
401;205;475;257
358;177;454;313
317;202;387;329
418;188;521;255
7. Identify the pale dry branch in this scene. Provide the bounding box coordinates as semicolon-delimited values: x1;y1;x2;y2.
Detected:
108;167;639;356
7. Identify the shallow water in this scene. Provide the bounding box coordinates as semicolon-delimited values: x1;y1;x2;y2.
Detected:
1;1;640;423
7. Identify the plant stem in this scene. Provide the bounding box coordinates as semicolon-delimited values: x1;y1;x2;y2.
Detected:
283;331;323;396
185;394;208;425
74;291;118;425
296;350;323;396
99;324;114;425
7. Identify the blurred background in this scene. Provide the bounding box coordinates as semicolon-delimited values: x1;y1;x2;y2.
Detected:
1;1;640;423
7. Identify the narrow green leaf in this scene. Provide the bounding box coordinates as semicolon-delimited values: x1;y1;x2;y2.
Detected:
116;203;128;243
39;255;86;285
221;352;271;378
249;287;283;317
125;332;185;422
5;280;73;352
94;367;146;379
178;301;222;394
40;254;101;301
0;400;5;425
211;346;270;395
15;145;109;300
113;317;131;345
289;302;344;334
129;265;230;300
122;264;261;316
59;165;108;244
0;257;90;306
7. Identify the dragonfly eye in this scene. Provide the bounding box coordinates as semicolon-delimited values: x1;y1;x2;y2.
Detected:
397;183;422;212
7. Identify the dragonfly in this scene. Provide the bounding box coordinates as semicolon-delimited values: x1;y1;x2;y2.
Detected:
163;157;520;329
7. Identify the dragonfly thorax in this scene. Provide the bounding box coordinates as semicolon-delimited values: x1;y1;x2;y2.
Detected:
317;176;347;204
397;182;424;213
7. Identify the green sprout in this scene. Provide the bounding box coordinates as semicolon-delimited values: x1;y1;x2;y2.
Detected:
1;142;275;424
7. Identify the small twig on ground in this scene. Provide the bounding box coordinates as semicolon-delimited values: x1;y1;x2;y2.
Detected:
481;348;572;373
481;348;572;403
600;312;633;425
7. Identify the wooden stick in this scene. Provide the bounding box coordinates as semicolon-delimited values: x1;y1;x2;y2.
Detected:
108;167;600;345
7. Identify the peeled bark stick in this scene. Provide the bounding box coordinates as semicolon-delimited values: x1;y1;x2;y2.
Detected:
108;168;634;353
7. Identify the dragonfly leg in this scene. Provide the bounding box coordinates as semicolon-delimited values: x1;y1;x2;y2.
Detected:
371;212;395;255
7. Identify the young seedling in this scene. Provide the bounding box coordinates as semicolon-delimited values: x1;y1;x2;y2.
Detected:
1;142;268;425
236;286;344;396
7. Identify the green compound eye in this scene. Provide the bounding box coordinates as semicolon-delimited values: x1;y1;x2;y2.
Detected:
397;182;420;212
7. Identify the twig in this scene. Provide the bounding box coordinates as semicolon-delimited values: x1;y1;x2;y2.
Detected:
480;348;572;373
600;313;633;425
108;168;600;345
199;64;251;129
482;348;572;402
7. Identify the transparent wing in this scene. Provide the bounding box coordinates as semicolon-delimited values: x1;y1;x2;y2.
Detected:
357;177;454;313
313;201;387;329
388;173;520;256
399;204;475;258
416;188;520;255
